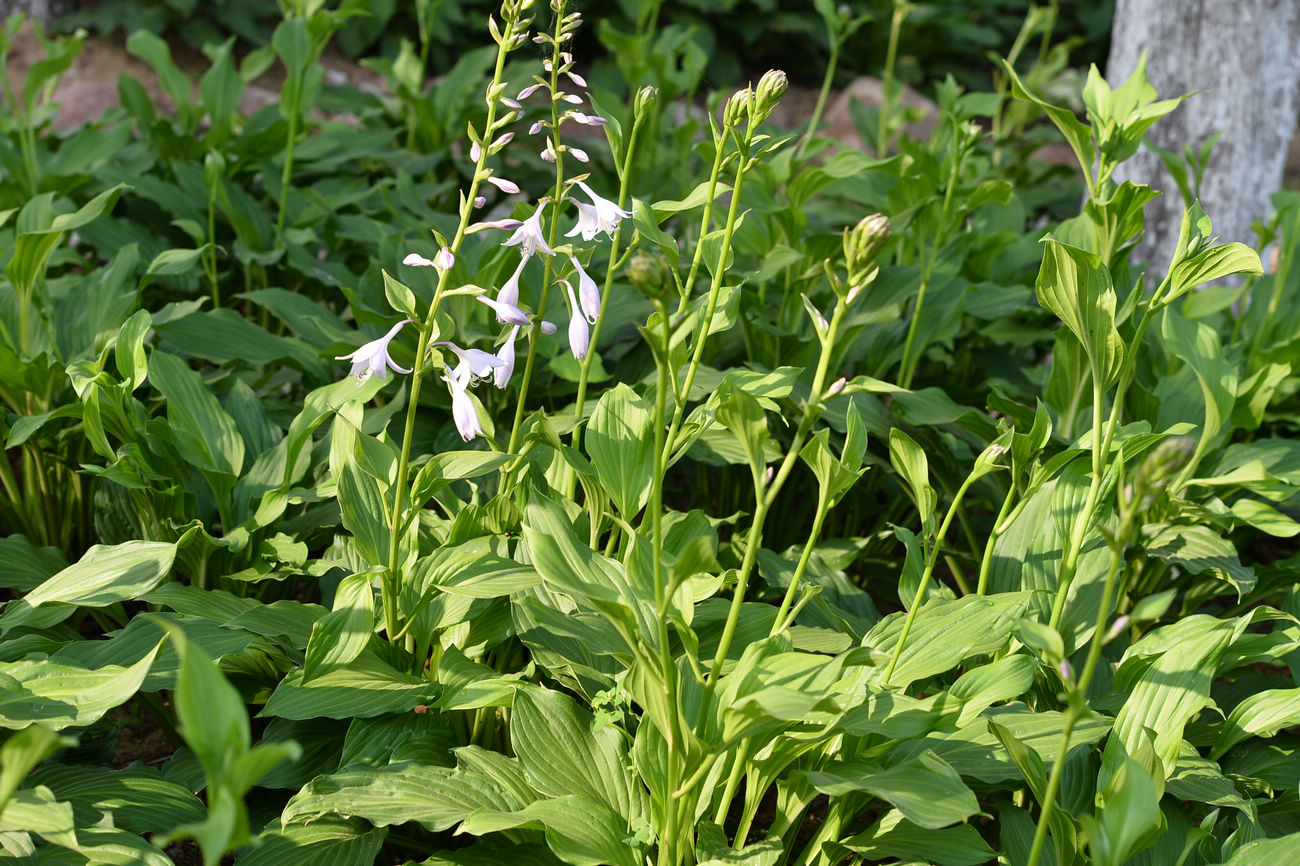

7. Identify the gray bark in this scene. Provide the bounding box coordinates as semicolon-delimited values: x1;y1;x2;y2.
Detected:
1107;0;1300;269
0;0;76;28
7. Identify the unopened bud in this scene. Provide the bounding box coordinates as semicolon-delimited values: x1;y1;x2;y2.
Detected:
723;87;752;128
752;69;788;123
1132;436;1196;511
634;86;658;118
826;376;847;398
1103;615;1129;644
626;251;673;301
1057;659;1072;682
844;213;890;291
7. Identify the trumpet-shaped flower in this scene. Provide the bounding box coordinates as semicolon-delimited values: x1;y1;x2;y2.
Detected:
561;279;589;360
497;256;528;308
569;255;600;324
566;181;630;241
336;319;413;384
477;294;531;327
495;325;520;389
433;341;505;384
402;248;455;271
486;175;520;194
443;364;483;441
502;207;554;259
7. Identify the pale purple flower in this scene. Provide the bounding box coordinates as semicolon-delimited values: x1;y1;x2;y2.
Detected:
495;325;520;389
540;148;556;164
472;195;487;209
571;111;607;126
336;319;413;384
492;132;515;148
477;294;531;327
497;256;528;307
402;247;455;272
502;207;554;259
566;70;588;88
486;175;521;194
529;120;545;135
403;252;437;268
501;97;521;110
434;341;504;383
467;217;523;234
569;255;600;324
561;93;583;105
518;83;541;100
566;181;630;241
562;279;588;359
443;364;483;441
540;320;557;335
470;141;482;162
569;146;590;163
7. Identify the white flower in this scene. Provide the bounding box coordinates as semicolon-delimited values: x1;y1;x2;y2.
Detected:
561;279;588;360
566;69;588;88
502;206;554;259
497;256;528;308
540;320;557;335
477;294;531;326
433;341;504;384
443;364;483;441
403;252;437;268
566;181;629;241
403;249;454;271
470;141;482;162
569;255;600;324
467;217;523;234
336;319;413;384
568;146;589;163
495;325;520;389
486;175;520;194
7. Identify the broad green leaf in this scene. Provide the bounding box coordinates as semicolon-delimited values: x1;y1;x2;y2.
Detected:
807;751;978;829
27;763;205;835
36;825;173;865
1142;524;1254;598
715;388;770;481
1086;739;1162;866
949;654;1038;726
0;727;71;811
888;428;935;531
696;821;781;866
149;351;245;478
284;762;516;831
1212;688;1300;759
1218;832;1300;865
1003;62;1096;182
144;247;210;279
0;541;175;634
586;383;655;518
1036;239;1123;387
864;594;1030;689
458;795;641;866
0;643;161;730
1161;309;1235;468
7;186;125;299
1113;615;1235;775
0;787;76;845
338;462;391;566
302;572;376;683
511;687;646;827
840;808;998;866
238;817;386;866
1167;243;1262;307
262;651;440;720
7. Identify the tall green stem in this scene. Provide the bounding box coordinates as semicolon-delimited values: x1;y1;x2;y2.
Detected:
383;13;521;640
876;0;909;157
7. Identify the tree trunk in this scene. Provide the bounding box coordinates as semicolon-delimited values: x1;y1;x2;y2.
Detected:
0;0;76;28
1107;0;1300;269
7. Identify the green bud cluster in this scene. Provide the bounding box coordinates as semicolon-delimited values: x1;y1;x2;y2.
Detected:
626;251;673;302
1131;436;1195;511
843;213;890;298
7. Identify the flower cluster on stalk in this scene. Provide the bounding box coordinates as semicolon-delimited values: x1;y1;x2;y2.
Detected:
332;0;628;443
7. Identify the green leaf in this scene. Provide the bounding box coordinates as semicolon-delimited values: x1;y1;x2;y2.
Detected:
1113;615;1235;776
1161;309;1235;472
144;246;210;279
0;727;72;812
0;541;175;634
1216;832;1300;865
511;687;646;827
238;817;387;866
1142;524;1254;598
1036;239;1123;387
302;572;377;683
807;751;978;829
149;351;245;478
1166;242;1262;307
1211;688;1300;759
586;383;655;518
262;650;440;720
0;642;162;730
888;428;935;532
338;462;391;566
1003;61;1096;180
458;795;641;866
27;763;205;835
1085;739;1162;866
283;761;519;831
7;186;125;299
840;808;998;866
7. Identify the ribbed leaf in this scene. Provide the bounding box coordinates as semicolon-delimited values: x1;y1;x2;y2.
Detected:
1036;239;1123;387
237;817;386;866
1212;688;1300;759
302;572;376;683
0;642;161;730
262;651;440;720
27;763;205;835
459;795;641;866
807;750;978;829
840;808;998;866
586;383;655;519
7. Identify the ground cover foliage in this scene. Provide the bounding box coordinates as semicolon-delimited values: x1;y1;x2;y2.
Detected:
0;1;1298;864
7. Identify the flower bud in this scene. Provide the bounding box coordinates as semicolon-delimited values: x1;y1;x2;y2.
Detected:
634;86;658;118
844;212;890;294
1132;436;1196;511
751;69;788;124
626;251;673;302
723;87;752;128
